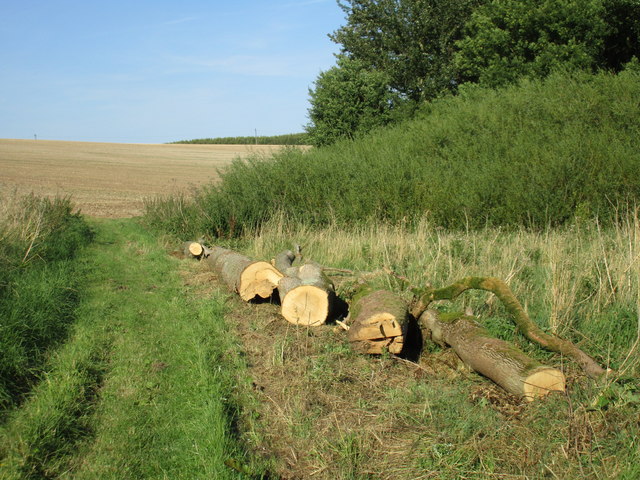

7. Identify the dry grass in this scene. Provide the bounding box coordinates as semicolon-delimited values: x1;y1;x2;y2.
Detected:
0;139;287;218
161;214;640;479
175;213;640;479
0;190;46;264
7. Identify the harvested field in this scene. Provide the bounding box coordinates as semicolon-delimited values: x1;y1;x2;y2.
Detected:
0;139;288;217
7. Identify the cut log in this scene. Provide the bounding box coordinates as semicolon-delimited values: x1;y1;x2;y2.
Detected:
347;288;409;354
182;241;204;259
206;246;283;301
412;276;608;379
420;309;566;401
275;250;335;326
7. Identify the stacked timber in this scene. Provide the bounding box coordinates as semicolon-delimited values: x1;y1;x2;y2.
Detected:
274;250;335;326
420;309;566;401
206;246;283;301
347;288;409;354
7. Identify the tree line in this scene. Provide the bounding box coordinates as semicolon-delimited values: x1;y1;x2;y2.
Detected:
171;133;308;145
306;0;640;146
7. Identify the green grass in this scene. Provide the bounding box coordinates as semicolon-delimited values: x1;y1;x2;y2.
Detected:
0;191;93;411
145;69;640;237
0;219;267;479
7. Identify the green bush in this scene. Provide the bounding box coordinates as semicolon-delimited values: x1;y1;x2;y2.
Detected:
306;56;399;146
145;70;640;237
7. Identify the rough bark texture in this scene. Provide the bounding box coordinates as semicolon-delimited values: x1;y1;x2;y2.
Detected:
206;247;282;301
347;288;409;354
420;309;566;401
412;276;607;379
275;250;335;326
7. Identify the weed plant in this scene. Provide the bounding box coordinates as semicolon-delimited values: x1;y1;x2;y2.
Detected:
145;69;640;237
0;191;93;411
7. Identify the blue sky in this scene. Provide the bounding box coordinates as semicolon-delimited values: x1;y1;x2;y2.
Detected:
0;0;345;143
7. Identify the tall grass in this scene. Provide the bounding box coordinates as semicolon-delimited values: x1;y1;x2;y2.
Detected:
145;69;640;237
0;190;93;412
241;210;639;375
211;212;640;479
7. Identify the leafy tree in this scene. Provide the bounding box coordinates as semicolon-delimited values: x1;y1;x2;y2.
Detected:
305;56;397;146
454;0;610;87
601;0;640;71
330;0;485;102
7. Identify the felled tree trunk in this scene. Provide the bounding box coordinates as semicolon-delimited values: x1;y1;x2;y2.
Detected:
412;276;608;379
420;309;566;401
275;250;335;326
206;247;283;301
182;241;205;259
347;288;409;354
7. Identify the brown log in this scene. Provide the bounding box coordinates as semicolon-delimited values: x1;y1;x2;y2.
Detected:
347;288;409;354
182;241;204;259
206;246;283;301
420;309;566;401
412;276;608;379
275;250;335;326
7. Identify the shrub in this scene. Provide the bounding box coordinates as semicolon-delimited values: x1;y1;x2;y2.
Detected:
145;70;640;236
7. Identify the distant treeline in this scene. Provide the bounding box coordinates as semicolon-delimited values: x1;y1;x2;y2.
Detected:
171;133;308;145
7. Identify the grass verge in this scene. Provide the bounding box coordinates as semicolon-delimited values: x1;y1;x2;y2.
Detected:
0;191;93;412
0;219;267;479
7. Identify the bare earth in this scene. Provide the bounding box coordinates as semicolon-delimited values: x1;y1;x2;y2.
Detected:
0;139;286;217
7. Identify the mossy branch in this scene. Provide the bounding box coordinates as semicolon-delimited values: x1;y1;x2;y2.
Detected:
412;276;608;379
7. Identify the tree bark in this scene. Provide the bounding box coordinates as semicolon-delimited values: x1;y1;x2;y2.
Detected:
420;309;566;401
347;288;409;354
412;276;608;379
206;247;283;301
275;250;335;326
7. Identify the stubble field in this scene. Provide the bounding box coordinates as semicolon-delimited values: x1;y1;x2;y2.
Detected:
0;139;285;217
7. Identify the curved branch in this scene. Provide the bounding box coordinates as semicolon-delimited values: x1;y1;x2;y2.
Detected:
414;277;608;379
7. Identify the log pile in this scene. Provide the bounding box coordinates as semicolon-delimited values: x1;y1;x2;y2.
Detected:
180;240;609;402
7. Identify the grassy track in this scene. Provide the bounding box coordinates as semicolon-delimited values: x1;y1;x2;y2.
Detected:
0;219;258;479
